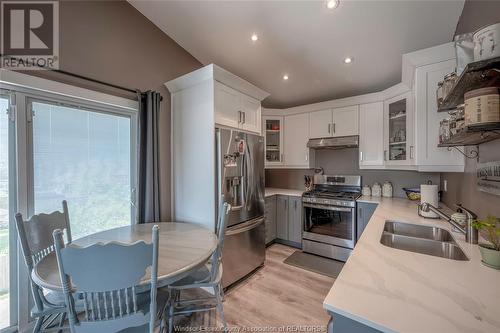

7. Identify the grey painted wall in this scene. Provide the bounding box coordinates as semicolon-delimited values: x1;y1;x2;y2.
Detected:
441;140;500;220
26;1;202;220
266;149;440;198
454;0;500;36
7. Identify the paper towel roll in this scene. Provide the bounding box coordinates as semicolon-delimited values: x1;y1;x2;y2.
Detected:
420;184;439;218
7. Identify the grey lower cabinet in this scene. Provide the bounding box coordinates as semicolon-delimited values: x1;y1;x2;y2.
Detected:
264;196;277;245
265;194;303;248
357;202;378;240
288;196;303;244
328;312;382;333
276;195;289;240
268;194;302;249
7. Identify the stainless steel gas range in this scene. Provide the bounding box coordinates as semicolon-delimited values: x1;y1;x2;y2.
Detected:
302;175;361;262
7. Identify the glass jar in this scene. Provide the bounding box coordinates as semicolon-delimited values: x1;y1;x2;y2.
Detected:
454;104;465;133
436;81;444;107
442;72;458;100
439;119;451;143
449;112;458;136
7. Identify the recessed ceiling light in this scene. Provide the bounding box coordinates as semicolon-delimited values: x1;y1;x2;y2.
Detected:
344;57;353;64
251;34;258;42
283;74;289;80
326;0;339;9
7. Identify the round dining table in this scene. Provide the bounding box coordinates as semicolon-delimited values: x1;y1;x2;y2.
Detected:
32;222;218;292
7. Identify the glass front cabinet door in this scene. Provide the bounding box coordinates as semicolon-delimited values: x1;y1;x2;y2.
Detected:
263;116;284;167
383;91;414;166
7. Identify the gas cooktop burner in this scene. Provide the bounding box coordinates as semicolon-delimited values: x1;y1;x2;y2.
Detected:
303;190;361;201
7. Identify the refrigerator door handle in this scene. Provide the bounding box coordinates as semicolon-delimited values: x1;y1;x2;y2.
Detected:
226;218;264;235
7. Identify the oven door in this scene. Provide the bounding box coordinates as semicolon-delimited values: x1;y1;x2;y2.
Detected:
303;202;355;249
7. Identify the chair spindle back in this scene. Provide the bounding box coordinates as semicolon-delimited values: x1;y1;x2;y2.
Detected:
53;225;159;333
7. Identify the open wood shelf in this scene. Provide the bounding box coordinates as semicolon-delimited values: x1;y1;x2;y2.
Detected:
437;56;500;112
438;123;500;147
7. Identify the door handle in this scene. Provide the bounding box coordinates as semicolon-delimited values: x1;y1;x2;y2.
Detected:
226;218;264;235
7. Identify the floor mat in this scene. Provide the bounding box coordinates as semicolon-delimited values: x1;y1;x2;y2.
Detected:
283;250;344;278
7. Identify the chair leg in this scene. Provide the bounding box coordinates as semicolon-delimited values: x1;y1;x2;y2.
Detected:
32;316;44;333
168;290;177;333
58;312;66;333
214;284;227;332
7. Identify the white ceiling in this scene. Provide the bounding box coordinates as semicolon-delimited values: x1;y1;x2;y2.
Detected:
130;0;464;108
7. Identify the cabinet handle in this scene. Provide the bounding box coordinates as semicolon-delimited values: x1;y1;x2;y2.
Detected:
384;150;388;161
242;111;246;124
238;111;242;123
305;153;309;162
360;151;363;162
294;200;297;209
328;123;331;134
410;145;414;159
333;123;336;133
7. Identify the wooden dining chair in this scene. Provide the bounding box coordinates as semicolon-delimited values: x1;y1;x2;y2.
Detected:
15;201;73;333
165;199;231;333
52;224;167;333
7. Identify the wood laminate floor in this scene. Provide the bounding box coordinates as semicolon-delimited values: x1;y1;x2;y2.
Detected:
176;243;335;332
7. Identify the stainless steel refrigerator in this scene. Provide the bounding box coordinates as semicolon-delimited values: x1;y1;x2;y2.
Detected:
216;128;266;288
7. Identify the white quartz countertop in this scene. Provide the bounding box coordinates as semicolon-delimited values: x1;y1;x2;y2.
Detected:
323;196;500;333
265;187;304;197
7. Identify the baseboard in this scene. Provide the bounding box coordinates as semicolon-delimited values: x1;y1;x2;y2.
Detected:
274;239;302;249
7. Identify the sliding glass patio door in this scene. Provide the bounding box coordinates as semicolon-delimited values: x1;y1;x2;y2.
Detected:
0;83;137;332
0;94;16;331
30;100;134;238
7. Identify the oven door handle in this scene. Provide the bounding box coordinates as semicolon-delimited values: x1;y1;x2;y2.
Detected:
303;203;353;212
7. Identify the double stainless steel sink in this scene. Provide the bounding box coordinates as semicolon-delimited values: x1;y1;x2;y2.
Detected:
380;221;468;261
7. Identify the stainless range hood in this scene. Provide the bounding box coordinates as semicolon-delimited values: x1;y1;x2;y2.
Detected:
307;135;359;150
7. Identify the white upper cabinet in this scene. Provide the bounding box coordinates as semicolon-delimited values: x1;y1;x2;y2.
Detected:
309;106;359;138
284;113;313;168
332;105;359;137
359;102;384;167
309;109;333;138
414;60;464;172
383;91;414;166
214;81;262;134
240;94;261;133
214;82;242;129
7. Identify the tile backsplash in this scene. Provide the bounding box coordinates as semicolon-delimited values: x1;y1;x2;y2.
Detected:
265;148;440;198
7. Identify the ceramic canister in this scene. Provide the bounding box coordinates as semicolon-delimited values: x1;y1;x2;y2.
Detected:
371;183;382;197
382;181;393;198
362;185;371;196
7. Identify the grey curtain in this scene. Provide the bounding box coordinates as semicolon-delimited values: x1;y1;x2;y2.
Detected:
137;91;162;223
